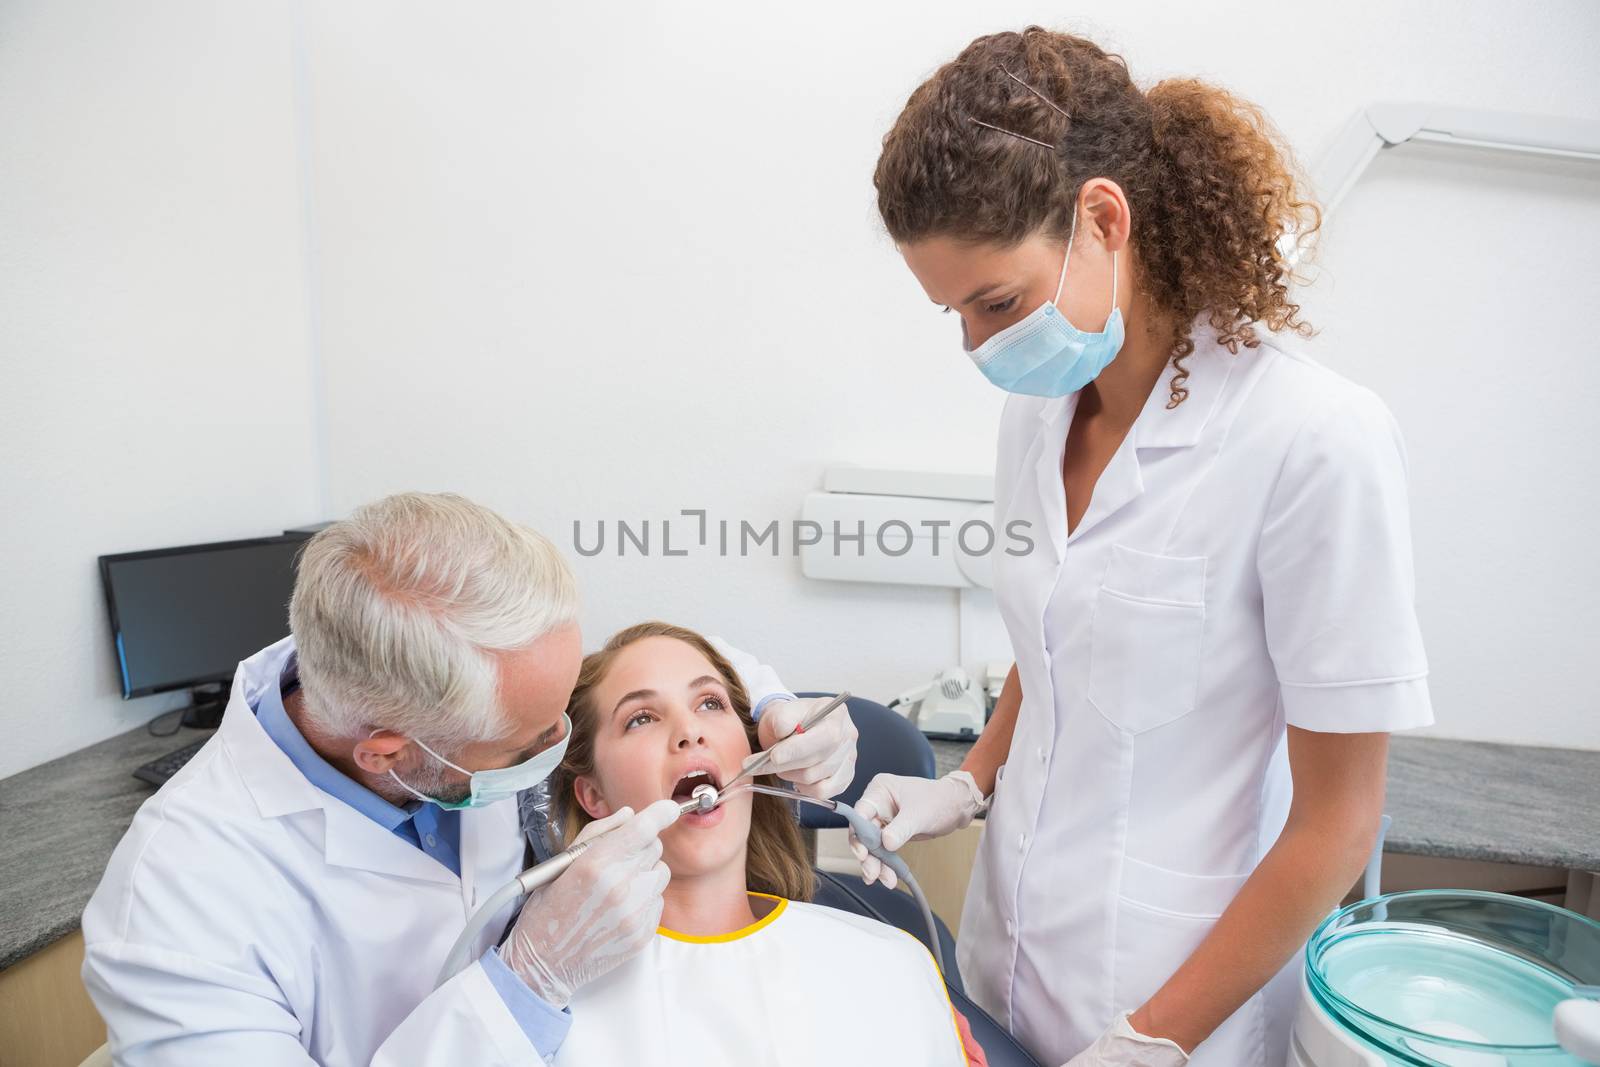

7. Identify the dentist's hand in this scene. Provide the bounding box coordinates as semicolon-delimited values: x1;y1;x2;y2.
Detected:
749;697;859;800
1061;1013;1189;1066
497;798;679;1008
849;771;986;889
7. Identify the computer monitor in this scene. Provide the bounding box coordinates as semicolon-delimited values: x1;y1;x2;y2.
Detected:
98;537;304;703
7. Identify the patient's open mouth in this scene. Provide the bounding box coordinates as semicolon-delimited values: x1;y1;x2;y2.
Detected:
670;767;723;805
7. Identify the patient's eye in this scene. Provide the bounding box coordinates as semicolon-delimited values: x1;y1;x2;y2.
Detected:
624;710;655;731
697;695;727;713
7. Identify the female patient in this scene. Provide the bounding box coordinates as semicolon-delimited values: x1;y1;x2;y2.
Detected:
547;621;977;1066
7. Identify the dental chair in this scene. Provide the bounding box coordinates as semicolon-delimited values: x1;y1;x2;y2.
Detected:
795;693;1043;1067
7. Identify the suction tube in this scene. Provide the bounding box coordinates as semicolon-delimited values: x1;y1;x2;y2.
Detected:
724;782;946;975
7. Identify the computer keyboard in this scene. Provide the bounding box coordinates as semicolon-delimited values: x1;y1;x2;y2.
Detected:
133;738;211;787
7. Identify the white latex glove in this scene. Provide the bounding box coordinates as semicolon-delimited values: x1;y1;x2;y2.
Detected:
497;798;679;1008
746;696;859;800
1061;1013;1189;1067
848;770;986;889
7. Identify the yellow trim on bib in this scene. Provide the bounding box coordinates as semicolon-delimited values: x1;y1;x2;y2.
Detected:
657;893;788;944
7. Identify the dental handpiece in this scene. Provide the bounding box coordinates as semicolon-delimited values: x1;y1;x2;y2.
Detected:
512;788;714;902
438;785;724;989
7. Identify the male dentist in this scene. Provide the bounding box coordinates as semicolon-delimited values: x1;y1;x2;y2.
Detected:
82;492;857;1065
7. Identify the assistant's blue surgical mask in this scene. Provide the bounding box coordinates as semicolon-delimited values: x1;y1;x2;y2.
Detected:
963;212;1124;397
388;714;571;810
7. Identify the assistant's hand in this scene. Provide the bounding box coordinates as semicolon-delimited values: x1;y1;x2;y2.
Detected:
848;770;985;889
1061;1013;1189;1067
748;696;859;800
497;799;679;1008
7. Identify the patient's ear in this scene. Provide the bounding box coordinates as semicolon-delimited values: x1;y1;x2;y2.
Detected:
573;776;612;820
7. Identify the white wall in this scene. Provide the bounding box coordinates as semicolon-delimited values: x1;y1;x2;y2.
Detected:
1313;144;1600;749
299;1;1600;746
4;1;1596;778
0;1;321;777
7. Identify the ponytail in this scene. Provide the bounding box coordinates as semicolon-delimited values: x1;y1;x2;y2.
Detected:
1143;78;1320;404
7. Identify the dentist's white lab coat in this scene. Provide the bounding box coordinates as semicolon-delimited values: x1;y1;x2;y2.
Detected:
82;636;789;1066
957;328;1432;1067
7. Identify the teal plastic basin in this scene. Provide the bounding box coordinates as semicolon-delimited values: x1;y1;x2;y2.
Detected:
1307;891;1600;1065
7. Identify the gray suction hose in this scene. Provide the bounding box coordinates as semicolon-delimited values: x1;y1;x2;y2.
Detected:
434;841;592;990
734;783;945;975
828;798;946;975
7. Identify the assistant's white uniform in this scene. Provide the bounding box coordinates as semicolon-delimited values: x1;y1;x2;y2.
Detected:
82;636;789;1066
557;894;969;1066
957;327;1433;1067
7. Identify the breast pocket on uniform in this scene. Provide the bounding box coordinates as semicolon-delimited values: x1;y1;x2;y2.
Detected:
1087;544;1207;734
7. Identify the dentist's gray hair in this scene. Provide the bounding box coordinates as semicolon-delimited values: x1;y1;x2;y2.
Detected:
289;492;579;748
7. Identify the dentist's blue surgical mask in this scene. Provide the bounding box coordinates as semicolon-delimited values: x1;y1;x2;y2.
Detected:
963;213;1124;397
388;714;571;810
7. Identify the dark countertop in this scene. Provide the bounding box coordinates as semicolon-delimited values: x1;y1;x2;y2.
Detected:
0;724;215;970
930;735;1600;871
1380;736;1600;871
1;725;1594;971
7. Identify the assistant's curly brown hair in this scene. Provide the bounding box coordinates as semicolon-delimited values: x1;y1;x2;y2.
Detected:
875;27;1320;406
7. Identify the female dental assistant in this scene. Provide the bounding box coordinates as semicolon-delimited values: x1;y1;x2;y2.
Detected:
852;28;1432;1067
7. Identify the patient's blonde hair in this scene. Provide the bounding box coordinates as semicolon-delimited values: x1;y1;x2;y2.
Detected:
552;622;815;902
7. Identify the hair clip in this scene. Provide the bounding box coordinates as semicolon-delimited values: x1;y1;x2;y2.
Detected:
968;117;1055;149
1001;67;1071;120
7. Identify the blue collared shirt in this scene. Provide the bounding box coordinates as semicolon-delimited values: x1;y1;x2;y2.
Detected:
252;662;571;1057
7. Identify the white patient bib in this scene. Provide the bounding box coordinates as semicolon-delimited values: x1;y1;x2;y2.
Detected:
557;894;969;1066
